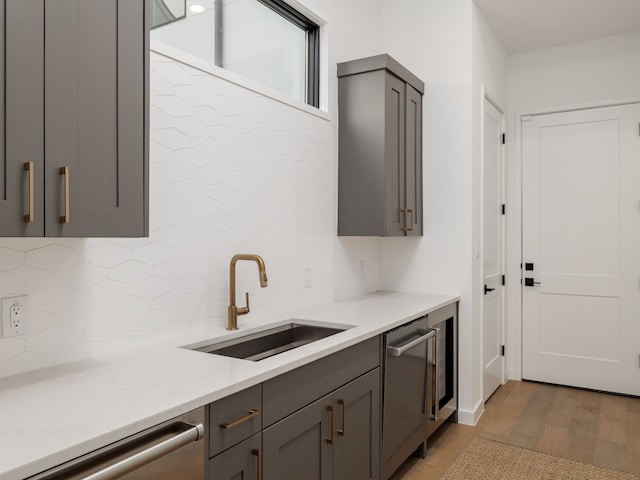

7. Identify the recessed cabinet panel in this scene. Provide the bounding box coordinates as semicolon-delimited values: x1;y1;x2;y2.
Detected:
0;0;44;236
337;69;387;236
77;0;119;209
405;84;422;236
45;0;146;237
263;395;332;480
384;74;405;235
208;433;261;480
332;370;380;480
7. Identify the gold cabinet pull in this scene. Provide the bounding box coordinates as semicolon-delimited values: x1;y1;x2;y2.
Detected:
59;166;70;224
400;208;414;232
23;162;34;223
219;409;259;429
252;448;262;480
326;405;334;444
337;399;345;436
406;208;414;231
400;208;408;232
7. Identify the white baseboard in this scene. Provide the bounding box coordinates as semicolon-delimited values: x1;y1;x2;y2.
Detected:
507;369;522;381
457;399;484;426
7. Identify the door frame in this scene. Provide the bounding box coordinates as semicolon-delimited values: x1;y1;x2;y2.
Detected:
507;96;640;381
480;89;506;400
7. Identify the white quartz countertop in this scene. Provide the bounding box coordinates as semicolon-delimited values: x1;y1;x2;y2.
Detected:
0;291;458;480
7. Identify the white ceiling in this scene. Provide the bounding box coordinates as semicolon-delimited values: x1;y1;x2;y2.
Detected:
474;0;640;53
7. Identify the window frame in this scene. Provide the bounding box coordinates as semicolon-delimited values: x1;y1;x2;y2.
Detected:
215;0;321;108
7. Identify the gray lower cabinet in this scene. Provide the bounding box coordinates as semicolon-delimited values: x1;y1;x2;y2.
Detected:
207;384;262;480
0;0;149;237
208;338;381;480
209;433;261;480
263;393;332;480
337;54;423;237
263;369;380;480
332;370;380;480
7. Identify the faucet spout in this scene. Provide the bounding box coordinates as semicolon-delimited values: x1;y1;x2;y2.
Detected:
228;254;268;330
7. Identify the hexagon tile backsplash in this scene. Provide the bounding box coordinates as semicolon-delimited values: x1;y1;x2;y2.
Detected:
0;52;381;378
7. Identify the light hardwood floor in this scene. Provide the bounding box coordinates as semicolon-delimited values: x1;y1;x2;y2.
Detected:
390;380;640;479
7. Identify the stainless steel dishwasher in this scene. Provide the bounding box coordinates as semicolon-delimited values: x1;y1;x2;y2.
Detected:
28;407;206;480
381;316;435;480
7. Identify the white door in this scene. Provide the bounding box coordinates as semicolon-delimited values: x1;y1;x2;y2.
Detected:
522;103;640;396
482;97;505;402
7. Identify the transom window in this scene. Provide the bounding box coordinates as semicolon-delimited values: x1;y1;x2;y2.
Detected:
151;0;320;107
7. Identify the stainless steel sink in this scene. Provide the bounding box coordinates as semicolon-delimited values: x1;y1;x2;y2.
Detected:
191;323;348;361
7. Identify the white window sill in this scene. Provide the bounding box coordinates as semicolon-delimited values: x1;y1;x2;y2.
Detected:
150;38;331;122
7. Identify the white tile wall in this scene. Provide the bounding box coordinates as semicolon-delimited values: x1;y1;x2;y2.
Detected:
0;0;386;377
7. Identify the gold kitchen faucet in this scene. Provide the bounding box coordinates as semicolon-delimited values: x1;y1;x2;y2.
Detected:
227;254;268;330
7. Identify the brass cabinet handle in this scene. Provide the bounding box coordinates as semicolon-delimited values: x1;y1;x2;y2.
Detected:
400;208;408;232
326;405;334;444
23;162;34;223
252;448;261;480
219;409;260;429
406;208;414;231
337;399;345;436
59;166;70;224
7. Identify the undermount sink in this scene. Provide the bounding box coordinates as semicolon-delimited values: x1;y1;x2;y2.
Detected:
191;322;350;361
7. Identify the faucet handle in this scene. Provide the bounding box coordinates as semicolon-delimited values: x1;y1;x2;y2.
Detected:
237;292;250;315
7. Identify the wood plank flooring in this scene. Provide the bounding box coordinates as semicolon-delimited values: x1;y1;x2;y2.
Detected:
389;380;640;479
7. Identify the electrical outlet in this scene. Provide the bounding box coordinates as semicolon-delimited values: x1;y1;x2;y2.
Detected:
1;295;29;338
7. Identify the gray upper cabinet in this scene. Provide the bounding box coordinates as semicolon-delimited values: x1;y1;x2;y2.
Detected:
338;54;423;237
0;0;149;237
0;0;45;236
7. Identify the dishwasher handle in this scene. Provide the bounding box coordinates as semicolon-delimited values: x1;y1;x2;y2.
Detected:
83;422;204;480
32;421;205;480
387;329;436;357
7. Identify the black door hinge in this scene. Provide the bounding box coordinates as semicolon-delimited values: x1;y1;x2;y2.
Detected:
501;345;505;356
501;204;506;215
502;133;506;144
501;275;505;286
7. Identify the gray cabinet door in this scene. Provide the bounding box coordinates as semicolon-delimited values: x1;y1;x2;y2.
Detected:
209;433;261;480
337;69;386;237
384;72;406;237
404;84;422;237
332;369;380;480
0;0;44;236
263;394;332;480
44;0;148;237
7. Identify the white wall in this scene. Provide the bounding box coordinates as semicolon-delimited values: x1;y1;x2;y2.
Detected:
379;0;477;422
505;30;640;379
0;0;385;378
378;0;508;425
471;4;507;417
509;31;640;113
